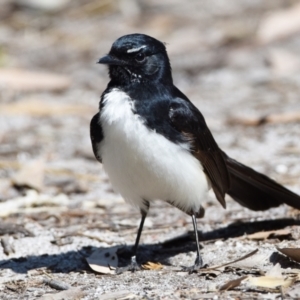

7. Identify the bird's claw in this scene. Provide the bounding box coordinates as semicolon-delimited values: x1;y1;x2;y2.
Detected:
116;255;141;274
181;256;203;274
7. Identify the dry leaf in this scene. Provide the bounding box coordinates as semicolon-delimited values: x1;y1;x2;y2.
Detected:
248;263;295;289
86;247;118;274
0;68;71;92
142;261;163;270
98;290;137;300
248;275;294;289
39;287;84;300
12;159;45;191
277;247;300;263
246;229;291;240
219;276;248;291
257;3;300;43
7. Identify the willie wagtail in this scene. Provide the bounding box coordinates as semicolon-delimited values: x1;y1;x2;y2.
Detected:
90;33;300;273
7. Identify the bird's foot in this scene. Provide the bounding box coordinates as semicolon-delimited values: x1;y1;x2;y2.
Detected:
182;255;204;274
116;255;141;274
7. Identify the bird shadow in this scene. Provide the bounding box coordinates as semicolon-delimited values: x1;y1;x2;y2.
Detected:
0;217;299;274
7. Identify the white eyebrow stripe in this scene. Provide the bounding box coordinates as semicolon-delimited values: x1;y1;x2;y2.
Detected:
127;45;146;53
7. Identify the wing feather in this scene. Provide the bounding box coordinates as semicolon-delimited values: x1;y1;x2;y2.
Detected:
90;112;103;163
169;97;230;208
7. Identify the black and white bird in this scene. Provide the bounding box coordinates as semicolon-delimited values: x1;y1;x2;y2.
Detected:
90;33;300;273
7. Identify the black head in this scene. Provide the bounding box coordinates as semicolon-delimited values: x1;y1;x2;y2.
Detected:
98;34;172;86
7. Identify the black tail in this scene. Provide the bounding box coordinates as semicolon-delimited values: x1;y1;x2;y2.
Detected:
223;153;300;211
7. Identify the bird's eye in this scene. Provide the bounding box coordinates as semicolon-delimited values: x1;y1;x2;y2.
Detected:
135;52;145;63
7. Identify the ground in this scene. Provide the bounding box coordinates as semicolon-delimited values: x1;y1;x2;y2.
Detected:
1;0;300;299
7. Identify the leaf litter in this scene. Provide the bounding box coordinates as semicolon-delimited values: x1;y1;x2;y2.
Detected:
86;247;119;274
218;261;300;293
245;228;293;241
277;247;300;263
142;261;163;270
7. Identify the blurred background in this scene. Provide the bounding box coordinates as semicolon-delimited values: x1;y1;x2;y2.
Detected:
1;0;300;206
1;0;300;298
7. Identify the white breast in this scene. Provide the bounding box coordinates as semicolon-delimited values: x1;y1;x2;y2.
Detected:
98;88;209;213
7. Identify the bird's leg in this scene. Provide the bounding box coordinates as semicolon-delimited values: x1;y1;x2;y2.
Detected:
191;214;204;269
116;203;149;274
182;213;204;273
129;211;146;269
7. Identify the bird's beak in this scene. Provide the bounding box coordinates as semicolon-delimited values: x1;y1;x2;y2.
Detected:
97;54;123;66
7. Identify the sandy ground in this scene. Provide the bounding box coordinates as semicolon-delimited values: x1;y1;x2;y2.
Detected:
1;0;300;299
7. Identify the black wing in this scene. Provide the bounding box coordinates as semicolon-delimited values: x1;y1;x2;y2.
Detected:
90;112;103;163
169;88;300;212
169;97;230;208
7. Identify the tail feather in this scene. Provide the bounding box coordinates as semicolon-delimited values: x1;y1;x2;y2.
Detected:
223;153;300;211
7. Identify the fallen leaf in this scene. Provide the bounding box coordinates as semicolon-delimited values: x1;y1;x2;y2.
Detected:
277;247;300;263
98;290;137;300
248;275;294;289
219;276;248;291
0;68;71;92
39;287;84;300
247;263;296;290
142;261;163;270
246;229;292;240
257;3;300;44
12;158;45;191
86;247;118;274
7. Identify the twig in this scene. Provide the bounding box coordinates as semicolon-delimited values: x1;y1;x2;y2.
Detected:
199;249;259;272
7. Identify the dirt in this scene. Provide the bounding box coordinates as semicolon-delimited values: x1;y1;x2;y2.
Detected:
1;0;300;299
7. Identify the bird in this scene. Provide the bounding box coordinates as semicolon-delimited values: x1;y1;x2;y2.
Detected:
90;33;300;273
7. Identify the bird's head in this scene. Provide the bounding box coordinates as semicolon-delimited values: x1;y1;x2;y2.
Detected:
98;34;172;85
